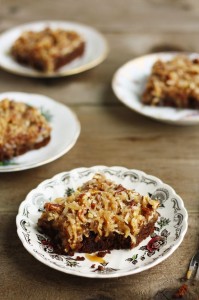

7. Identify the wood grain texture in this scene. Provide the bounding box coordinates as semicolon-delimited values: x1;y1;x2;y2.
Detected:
1;0;199;34
1;106;199;213
0;0;199;299
1;32;199;106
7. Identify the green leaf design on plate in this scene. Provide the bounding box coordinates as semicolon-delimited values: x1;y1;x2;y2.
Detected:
66;188;75;197
65;260;78;267
0;160;18;166
126;253;138;264
40;107;53;122
132;254;138;260
157;217;171;230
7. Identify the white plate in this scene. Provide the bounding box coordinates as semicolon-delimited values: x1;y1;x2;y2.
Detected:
16;166;188;278
112;52;199;125
0;92;80;172
0;21;108;77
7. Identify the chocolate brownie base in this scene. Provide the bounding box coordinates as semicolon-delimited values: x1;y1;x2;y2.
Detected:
0;136;50;161
79;215;158;253
143;94;199;109
53;42;85;71
39;214;158;254
14;42;85;72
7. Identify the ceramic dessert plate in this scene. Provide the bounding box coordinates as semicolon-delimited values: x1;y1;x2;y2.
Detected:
0;92;80;172
0;20;108;77
16;166;188;278
112;52;199;125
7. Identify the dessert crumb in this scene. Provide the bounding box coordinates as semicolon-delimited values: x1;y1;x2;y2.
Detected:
97;250;111;257
75;256;85;261
173;284;188;298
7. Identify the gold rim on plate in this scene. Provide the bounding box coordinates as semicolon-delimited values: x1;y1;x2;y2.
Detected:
0;21;109;78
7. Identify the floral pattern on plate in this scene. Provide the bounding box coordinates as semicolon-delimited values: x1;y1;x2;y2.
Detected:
16;166;188;278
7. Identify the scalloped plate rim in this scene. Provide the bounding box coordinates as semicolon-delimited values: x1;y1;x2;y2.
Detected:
16;166;188;278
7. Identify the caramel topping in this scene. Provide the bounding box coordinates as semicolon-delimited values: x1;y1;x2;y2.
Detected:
85;254;106;264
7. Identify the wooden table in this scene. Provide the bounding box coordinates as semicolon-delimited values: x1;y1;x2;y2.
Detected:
0;1;199;299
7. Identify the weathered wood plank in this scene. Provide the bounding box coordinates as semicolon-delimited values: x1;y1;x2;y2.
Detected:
0;31;199;106
1;0;199;34
0;106;199;213
0;1;199;299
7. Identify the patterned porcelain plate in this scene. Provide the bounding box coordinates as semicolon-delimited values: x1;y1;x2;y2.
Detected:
0;21;108;77
0;92;80;172
112;52;199;125
16;166;188;278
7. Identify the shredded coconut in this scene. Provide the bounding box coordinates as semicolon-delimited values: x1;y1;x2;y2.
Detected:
38;174;159;253
0;99;51;160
